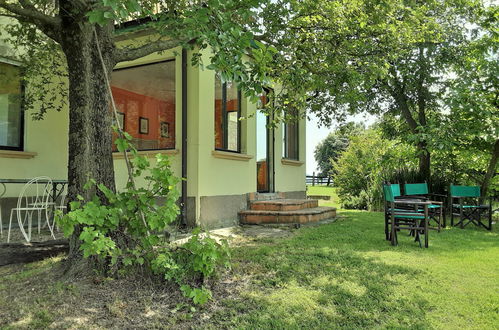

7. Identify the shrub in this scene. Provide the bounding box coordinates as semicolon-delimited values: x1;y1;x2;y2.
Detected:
334;129;418;210
58;133;230;305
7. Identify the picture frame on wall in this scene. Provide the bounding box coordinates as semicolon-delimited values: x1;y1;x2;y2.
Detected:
117;112;125;130
139;117;149;134
160;122;169;138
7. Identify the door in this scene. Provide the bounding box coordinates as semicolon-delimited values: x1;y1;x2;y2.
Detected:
256;108;274;193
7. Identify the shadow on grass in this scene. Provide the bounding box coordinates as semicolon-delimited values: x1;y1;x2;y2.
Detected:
211;227;432;327
209;210;498;328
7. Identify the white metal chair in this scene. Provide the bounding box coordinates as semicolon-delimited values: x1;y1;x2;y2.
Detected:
7;177;55;242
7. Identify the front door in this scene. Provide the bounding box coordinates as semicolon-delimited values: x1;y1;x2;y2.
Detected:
256;109;274;192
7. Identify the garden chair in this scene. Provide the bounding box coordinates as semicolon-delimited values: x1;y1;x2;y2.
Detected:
7;177;56;243
383;183;430;248
404;182;445;230
450;185;492;231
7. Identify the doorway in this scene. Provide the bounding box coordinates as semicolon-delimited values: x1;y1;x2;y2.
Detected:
256;108;274;193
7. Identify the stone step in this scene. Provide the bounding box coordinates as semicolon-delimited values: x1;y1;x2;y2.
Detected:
248;192;285;201
250;199;318;211
239;206;337;225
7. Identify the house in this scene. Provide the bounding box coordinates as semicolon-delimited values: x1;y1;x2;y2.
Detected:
1;18;334;229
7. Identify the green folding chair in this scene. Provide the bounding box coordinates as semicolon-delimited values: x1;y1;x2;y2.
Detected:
383;183;430;248
404;183;445;230
450;185;492;230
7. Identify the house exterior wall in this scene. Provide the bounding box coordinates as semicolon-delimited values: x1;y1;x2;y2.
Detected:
0;27;306;228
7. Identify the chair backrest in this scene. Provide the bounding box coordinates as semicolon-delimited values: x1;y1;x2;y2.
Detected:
404;183;428;195
450;185;480;198
383;184;401;202
17;176;53;210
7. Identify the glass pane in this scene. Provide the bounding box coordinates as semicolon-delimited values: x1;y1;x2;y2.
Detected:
227;111;238;151
226;81;239;151
214;74;224;149
110;61;176;151
256;109;268;192
284;122;299;160
214;75;240;152
0;62;22;149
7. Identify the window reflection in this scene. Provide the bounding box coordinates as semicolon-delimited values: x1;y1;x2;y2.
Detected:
215;75;240;152
111;61;175;151
0;62;22;150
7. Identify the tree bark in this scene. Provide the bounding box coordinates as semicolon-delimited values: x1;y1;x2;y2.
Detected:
481;138;499;202
59;1;117;266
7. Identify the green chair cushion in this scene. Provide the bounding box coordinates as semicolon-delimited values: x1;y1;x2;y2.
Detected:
394;214;426;219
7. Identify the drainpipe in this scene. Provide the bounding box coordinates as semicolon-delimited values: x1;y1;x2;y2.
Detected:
181;48;188;226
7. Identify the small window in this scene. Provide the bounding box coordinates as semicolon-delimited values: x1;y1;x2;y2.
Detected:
283;121;299;160
215;74;241;152
0;62;23;151
110;60;176;151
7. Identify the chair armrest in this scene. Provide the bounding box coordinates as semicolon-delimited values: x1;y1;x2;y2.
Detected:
396;195;428;201
394;200;431;206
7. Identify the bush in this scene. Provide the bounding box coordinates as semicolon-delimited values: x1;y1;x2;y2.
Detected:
58;133;230;305
334;129;419;211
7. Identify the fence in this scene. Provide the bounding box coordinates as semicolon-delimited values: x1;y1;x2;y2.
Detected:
306;174;331;186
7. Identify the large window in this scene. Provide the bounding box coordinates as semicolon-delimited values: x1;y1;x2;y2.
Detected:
0;62;23;150
215;74;240;152
283;121;299;160
110;60;176;151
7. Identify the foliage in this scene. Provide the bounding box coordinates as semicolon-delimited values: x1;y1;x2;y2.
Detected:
57;135;230;304
314;134;348;178
334;129;418;210
314;122;366;178
258;0;492;182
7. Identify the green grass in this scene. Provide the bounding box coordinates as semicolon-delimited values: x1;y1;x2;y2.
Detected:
209;196;499;328
1;188;498;329
307;185;341;209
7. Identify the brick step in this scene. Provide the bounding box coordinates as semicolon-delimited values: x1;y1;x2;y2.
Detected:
250;199;318;211
239;206;337;225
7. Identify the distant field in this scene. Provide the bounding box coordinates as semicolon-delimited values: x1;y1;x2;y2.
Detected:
307;185;341;209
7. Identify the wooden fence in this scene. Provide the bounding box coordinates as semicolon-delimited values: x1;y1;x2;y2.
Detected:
306;174;331;186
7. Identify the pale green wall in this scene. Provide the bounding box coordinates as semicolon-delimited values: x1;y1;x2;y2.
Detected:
274;119;307;193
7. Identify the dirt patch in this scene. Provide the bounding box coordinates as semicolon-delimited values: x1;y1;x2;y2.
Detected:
0;255;248;329
0;221;335;328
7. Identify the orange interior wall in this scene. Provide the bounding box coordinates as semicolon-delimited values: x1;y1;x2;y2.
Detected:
111;86;175;149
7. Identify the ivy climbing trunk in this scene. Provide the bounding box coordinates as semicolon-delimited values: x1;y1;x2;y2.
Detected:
59;5;117;264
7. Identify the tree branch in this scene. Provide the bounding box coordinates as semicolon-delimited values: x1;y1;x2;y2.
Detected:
114;38;187;63
0;0;59;27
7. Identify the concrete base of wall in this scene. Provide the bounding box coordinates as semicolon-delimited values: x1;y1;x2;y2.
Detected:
199;194;247;229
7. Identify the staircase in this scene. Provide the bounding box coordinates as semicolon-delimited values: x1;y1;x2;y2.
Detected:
239;194;336;225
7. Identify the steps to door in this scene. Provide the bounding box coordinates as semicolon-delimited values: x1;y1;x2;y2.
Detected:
239;198;336;225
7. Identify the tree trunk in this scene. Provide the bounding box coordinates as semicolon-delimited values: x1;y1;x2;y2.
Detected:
481;138;499;202
59;2;117;266
418;142;431;183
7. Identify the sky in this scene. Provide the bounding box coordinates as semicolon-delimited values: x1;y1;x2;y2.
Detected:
306;112;376;175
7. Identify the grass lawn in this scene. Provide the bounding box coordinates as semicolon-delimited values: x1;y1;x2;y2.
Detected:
1;185;498;329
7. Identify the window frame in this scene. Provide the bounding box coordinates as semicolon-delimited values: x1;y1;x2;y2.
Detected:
111;58;176;152
0;59;25;152
215;80;242;153
283;121;299;161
